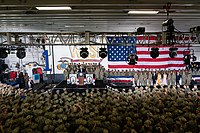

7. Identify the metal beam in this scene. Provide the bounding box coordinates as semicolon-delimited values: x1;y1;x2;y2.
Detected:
0;32;198;46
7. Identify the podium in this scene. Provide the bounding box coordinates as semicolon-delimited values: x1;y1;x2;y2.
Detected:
78;72;85;86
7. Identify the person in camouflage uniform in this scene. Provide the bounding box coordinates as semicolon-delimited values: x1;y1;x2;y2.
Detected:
63;68;68;80
138;72;144;86
125;70;129;76
143;71;148;86
134;70;139;86
186;70;192;85
167;71;172;86
113;69;118;76
117;70;120;76
128;69;132;76
172;70;176;85
121;70;125;76
99;68;104;80
86;64;93;74
147;71;152;86
94;64;100;80
181;70;187;85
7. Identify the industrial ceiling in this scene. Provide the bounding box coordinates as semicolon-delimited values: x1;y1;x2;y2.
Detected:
0;0;200;33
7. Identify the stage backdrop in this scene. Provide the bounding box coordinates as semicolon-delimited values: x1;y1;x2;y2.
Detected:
46;45;200;74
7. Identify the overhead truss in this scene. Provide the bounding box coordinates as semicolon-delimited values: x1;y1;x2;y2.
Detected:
0;32;199;46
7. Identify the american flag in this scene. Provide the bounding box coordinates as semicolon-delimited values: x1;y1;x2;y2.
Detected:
107;37;187;70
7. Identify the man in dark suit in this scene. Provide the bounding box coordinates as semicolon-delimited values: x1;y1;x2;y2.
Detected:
152;71;157;85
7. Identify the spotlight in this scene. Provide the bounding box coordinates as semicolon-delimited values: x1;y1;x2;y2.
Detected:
16;47;26;59
169;47;178;58
41;38;45;44
80;47;89;58
150;48;159;59
99;48;107;58
137;27;145;34
184;55;191;65
127;54;138;65
192;56;197;61
0;48;8;58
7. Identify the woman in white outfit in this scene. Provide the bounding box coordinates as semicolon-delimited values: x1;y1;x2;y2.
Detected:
162;72;168;86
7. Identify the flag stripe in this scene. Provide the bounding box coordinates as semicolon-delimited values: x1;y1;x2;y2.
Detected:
108;64;185;69
138;58;183;62
109;61;184;65
136;51;189;55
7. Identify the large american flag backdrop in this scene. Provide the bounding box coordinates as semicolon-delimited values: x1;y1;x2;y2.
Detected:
107;36;188;70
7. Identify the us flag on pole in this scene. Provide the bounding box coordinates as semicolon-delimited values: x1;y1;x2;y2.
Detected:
107;36;187;70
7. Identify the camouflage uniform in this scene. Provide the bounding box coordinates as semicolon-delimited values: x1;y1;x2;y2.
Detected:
121;70;125;76
63;68;68;80
167;72;172;86
147;71;152;86
128;69;132;76
172;71;176;85
143;72;147;86
99;69;104;80
186;71;192;85
182;71;186;85
125;70;129;76
94;66;100;80
117;70;120;76
138;72;144;86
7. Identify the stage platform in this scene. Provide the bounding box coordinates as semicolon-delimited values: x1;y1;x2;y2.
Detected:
50;80;200;94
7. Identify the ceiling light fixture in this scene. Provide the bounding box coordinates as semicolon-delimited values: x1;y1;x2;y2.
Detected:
65;25;84;28
36;6;72;10
128;10;159;14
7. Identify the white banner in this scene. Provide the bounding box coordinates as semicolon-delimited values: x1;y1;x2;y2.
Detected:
85;74;95;85
68;74;77;84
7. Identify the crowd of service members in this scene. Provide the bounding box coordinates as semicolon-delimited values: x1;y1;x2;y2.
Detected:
63;63;199;86
0;83;27;97
0;83;199;132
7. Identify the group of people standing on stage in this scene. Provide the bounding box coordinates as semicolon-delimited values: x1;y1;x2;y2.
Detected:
106;69;193;86
63;63;106;80
64;63;198;86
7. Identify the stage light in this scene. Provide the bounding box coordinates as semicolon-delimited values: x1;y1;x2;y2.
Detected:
99;48;107;58
169;47;178;58
184;55;191;65
193;56;197;61
127;54;138;65
137;27;145;34
80;47;89;58
0;48;8;58
150;48;159;59
16;47;26;59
